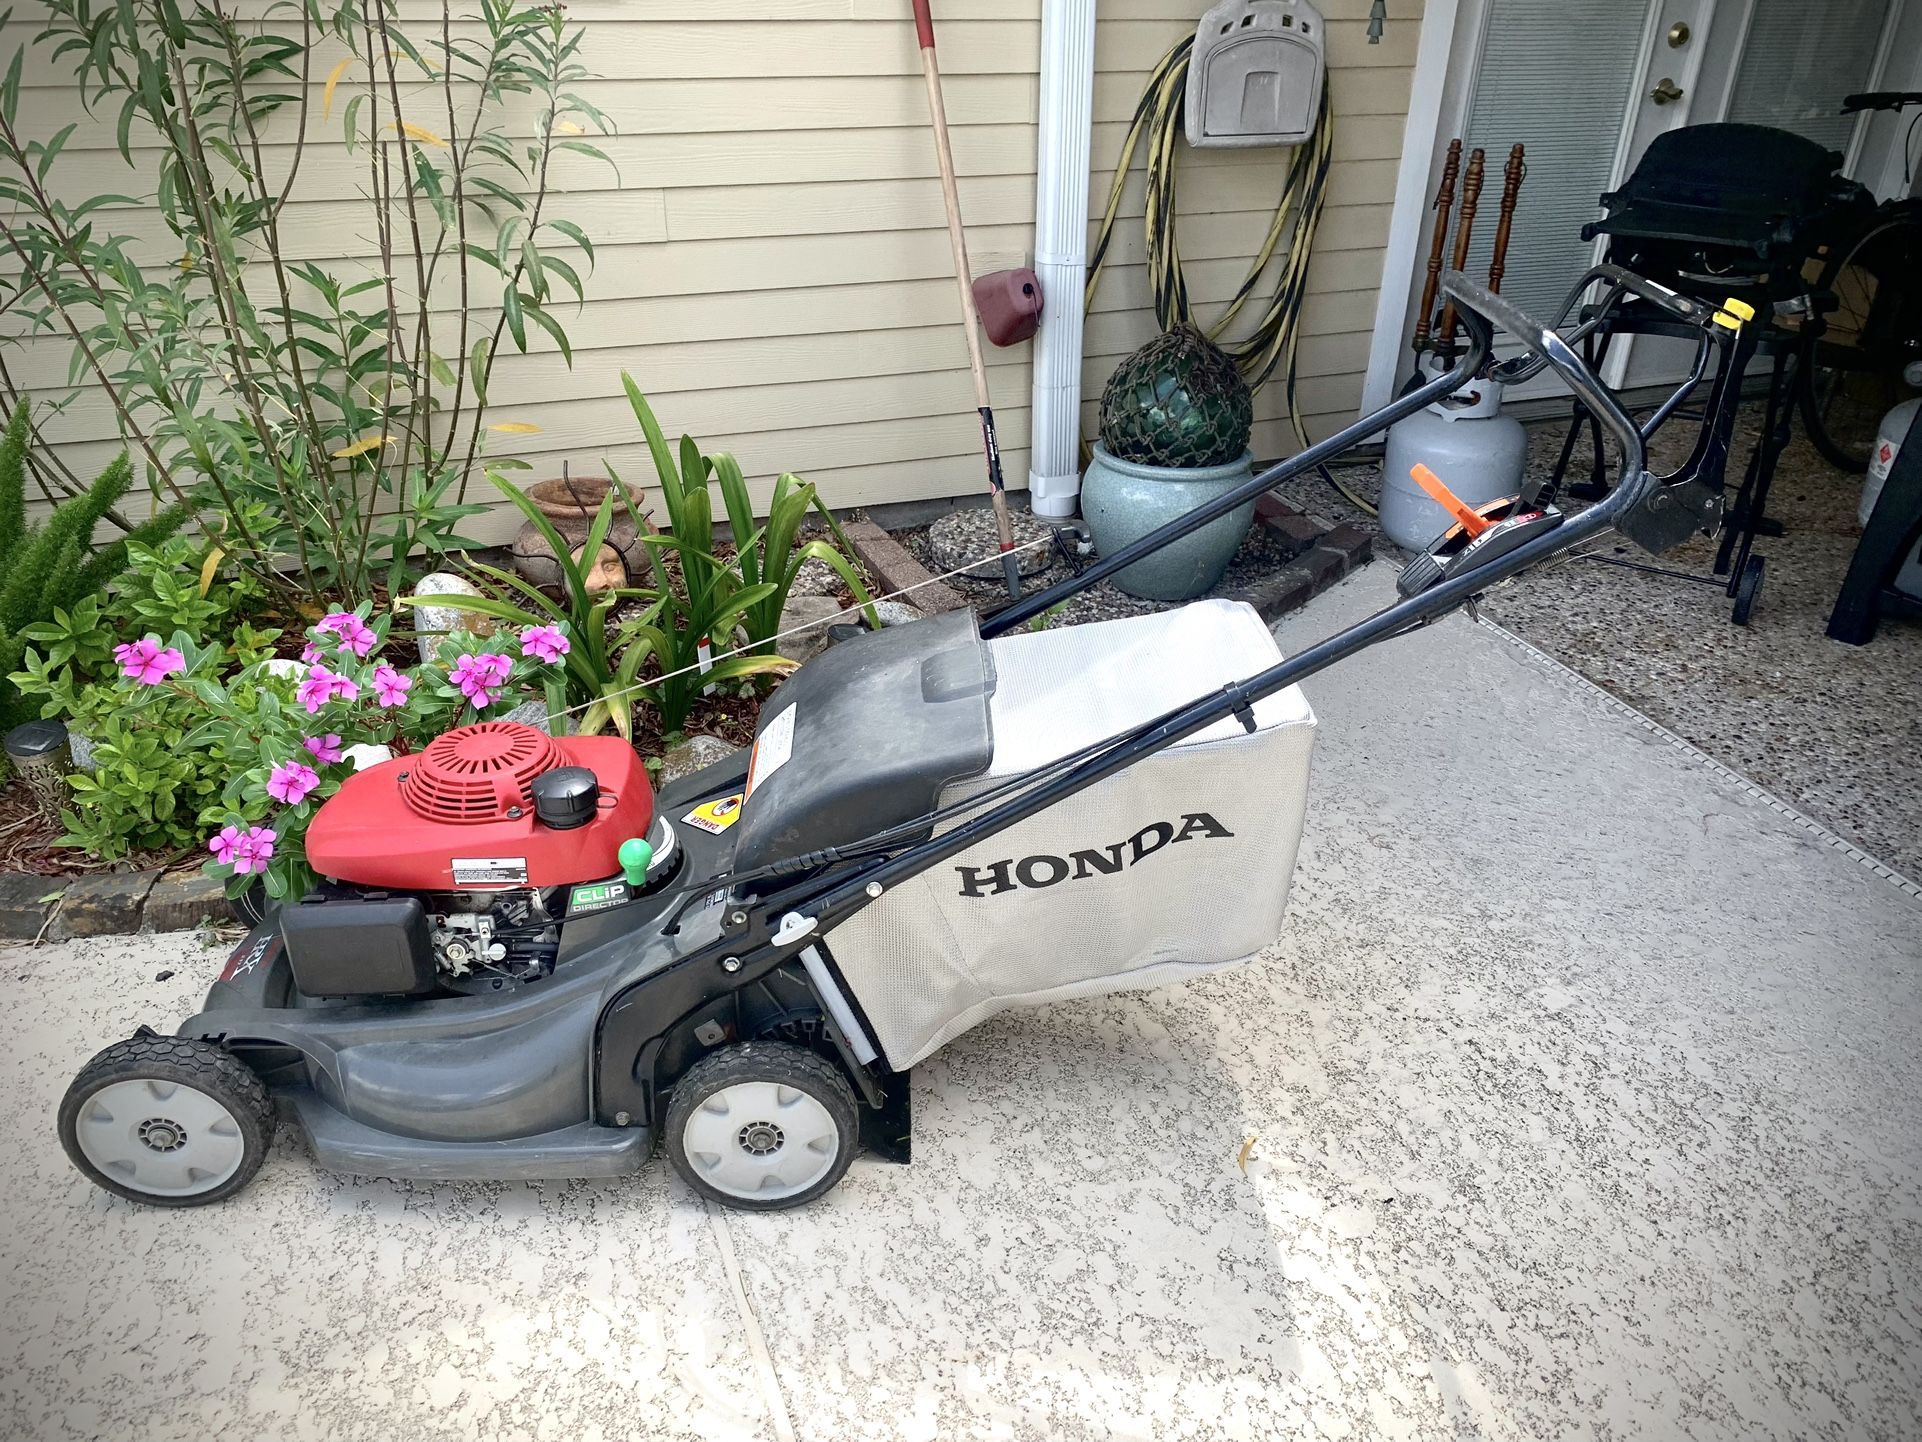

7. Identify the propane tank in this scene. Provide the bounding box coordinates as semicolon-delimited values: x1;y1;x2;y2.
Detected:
1858;371;1922;598
1380;368;1527;551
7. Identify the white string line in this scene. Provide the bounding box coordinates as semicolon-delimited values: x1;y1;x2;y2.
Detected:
537;532;1057;724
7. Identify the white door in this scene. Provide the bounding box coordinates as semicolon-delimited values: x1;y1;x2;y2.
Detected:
1362;0;1914;409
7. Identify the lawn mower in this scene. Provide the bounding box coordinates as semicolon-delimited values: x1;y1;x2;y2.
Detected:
57;272;1752;1211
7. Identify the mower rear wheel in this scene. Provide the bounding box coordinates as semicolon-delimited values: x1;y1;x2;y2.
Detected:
59;1034;274;1207
665;1042;858;1210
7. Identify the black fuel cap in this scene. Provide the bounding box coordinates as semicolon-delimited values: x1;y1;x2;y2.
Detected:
532;766;599;829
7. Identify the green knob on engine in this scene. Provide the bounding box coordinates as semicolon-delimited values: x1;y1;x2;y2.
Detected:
618;837;652;886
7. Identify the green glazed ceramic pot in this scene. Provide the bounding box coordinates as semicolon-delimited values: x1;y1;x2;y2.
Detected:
1080;444;1256;601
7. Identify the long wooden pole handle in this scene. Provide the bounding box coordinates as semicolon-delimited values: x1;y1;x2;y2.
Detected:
916;12;1016;578
1487;143;1525;295
1438;147;1486;351
1413;138;1461;352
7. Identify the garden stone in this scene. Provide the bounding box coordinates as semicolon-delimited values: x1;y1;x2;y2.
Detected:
659;733;739;786
498;702;572;737
411;572;496;664
927;507;1054;583
47;869;160;940
786;557;842;597
870;599;924;628
776;593;846;664
67;729;95;770
0;872;56;941
143;872;231;933
344;743;393;770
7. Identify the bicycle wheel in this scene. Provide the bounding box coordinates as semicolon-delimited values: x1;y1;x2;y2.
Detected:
1799;212;1922;472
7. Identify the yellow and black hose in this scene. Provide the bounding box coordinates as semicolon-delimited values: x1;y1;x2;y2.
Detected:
1087;37;1377;514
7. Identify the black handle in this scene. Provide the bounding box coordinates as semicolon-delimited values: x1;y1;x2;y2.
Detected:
1438;269;1649;501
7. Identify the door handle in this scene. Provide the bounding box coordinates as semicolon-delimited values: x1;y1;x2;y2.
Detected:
1650;77;1685;105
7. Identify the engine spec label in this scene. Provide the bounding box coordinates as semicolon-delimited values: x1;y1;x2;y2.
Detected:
567;879;629;916
745;705;796;798
451;857;529;887
683;794;743;835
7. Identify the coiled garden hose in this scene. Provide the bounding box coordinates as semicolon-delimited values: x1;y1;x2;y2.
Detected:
1086;36;1380;516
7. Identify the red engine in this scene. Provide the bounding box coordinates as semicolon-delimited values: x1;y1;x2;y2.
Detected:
305;721;654;892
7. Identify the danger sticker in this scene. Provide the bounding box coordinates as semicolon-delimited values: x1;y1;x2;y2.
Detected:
452;856;529;887
745;704;796;798
683;793;744;835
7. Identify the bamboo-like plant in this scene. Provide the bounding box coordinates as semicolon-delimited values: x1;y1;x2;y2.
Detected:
0;0;612;603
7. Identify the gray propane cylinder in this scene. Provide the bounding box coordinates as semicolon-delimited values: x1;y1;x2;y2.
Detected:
1380;375;1527;550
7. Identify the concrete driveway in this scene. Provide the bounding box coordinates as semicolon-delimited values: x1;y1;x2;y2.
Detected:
5;568;1919;1442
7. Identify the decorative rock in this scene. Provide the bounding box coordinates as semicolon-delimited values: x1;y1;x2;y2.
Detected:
927;507;1054;583
659;733;740;786
776;593;846;664
498;701;572;737
785;557;843;597
0;871;56;941
411;572;497;664
869;599;924;628
67;729;95;770
143;872;232;933
344;743;394;770
47;869;160;941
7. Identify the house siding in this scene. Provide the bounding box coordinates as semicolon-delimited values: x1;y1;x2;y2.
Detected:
10;0;1421;535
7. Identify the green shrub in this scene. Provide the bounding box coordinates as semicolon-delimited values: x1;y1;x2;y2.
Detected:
610;377;875;732
0;406;186;734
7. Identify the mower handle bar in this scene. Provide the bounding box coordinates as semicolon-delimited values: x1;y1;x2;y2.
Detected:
1437;269;1648;495
773;276;1662;930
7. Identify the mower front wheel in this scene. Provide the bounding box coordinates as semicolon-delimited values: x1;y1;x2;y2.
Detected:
58;1034;274;1207
665;1042;858;1210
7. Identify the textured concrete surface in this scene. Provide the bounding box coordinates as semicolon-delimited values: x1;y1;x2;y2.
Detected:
1314;408;1922;881
4;567;1920;1441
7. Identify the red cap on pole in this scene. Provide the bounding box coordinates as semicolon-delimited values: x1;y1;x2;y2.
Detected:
911;0;936;51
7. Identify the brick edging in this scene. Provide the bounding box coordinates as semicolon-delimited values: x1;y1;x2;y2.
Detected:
842;519;967;614
1;868;233;943
1225;498;1375;623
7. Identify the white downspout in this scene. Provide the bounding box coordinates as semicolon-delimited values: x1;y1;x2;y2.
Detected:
1026;0;1098;520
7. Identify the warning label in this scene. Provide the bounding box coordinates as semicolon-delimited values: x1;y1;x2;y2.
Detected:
451;857;529;887
683;793;744;835
745;704;796;797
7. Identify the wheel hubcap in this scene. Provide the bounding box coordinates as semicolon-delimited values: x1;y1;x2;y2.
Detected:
75;1078;246;1197
682;1080;838;1201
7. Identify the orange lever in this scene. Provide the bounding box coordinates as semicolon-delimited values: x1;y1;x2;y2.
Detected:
1410;464;1493;539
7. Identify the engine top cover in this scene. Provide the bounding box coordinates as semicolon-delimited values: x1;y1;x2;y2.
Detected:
306;723;654;891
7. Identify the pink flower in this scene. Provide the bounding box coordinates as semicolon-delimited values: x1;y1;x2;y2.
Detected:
300;642;323;664
371;664;412;709
209;824;277;875
317;611;376;659
266;760;320;805
449;652;513;709
303;734;344;765
207;824;243;867
234;825;276;874
519;624;570;664
295;664;360;714
112;637;186;686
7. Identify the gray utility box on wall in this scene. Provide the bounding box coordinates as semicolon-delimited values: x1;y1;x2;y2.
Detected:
1185;0;1326;149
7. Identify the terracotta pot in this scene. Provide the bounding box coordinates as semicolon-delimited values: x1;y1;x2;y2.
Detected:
511;476;651;589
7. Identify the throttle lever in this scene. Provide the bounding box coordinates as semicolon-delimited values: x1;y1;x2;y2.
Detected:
1395;467;1565;599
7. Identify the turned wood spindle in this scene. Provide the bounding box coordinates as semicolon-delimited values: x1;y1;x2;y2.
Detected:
1412;138;1462;353
1487;143;1526;295
1437;146;1486;354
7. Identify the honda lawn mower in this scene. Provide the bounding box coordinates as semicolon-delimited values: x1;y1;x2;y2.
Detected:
57;272;1752;1211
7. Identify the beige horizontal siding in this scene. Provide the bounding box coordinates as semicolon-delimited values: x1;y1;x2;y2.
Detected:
8;0;1425;532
